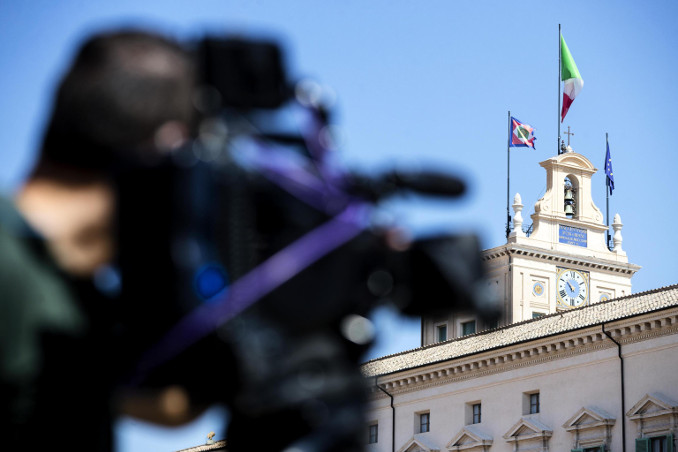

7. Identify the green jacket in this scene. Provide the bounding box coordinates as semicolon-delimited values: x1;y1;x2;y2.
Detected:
0;197;112;449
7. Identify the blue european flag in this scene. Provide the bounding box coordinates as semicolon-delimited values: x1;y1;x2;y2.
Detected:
605;142;614;195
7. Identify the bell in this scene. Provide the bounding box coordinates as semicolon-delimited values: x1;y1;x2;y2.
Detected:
564;188;574;201
564;203;575;216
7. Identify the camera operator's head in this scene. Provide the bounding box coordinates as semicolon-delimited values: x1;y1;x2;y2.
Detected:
19;29;196;276
36;29;196;178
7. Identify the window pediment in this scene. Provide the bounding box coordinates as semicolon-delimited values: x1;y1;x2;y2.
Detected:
397;435;440;452
503;417;553;442
447;425;493;451
627;393;678;420
627;393;678;438
563;406;615;450
563;406;615;431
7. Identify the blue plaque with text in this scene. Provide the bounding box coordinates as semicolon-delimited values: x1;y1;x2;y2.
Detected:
559;225;587;247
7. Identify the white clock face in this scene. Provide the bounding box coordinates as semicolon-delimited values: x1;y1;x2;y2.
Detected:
557;269;589;308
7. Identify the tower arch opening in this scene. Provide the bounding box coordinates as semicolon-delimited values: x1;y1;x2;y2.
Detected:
563;175;579;219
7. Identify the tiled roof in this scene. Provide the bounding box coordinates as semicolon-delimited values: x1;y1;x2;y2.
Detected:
361;284;678;377
175;440;227;452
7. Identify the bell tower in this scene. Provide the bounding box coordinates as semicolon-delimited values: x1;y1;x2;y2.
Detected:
522;149;608;255
421;146;640;347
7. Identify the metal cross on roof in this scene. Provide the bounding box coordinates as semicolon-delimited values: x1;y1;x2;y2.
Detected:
564;126;574;146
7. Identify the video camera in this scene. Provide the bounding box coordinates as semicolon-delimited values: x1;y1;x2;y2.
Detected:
114;36;499;451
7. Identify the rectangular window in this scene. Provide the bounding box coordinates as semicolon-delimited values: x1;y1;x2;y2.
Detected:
368;424;378;444
651;436;670;452
437;324;447;342
636;434;674;452
461;320;476;336
419;412;430;433
530;393;540;414
523;391;540;415
472;403;481;424
532;312;545;319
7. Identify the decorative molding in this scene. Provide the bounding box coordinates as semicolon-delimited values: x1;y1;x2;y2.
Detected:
547;153;597;172
372;341;613;397
482;244;641;276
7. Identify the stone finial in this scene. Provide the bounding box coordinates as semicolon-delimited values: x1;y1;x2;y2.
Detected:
510;193;525;238
612;213;623;252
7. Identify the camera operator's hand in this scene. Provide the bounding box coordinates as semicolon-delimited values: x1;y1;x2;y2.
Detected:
117;385;208;427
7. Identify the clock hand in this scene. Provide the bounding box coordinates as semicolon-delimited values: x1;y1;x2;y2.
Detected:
567;281;575;291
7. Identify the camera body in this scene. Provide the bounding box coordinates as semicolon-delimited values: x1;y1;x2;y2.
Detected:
114;36;499;451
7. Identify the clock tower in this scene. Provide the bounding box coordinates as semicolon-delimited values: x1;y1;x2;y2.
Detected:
421;146;640;346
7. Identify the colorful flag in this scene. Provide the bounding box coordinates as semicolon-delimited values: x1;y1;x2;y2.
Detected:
605;142;614;195
509;117;536;149
561;34;583;122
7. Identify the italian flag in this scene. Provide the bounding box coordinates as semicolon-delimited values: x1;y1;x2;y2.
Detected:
561;34;583;122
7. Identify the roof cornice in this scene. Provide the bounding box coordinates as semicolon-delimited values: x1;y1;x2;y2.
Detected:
368;306;678;397
363;285;678;390
482;243;641;275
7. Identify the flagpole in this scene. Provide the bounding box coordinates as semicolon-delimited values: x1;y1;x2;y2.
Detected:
606;132;610;249
557;24;562;155
506;111;511;239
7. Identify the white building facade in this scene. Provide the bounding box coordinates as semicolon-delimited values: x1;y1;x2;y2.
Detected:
363;285;678;452
364;149;677;452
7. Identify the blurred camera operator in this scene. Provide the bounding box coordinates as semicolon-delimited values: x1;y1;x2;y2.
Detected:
1;25;495;452
0;29;199;449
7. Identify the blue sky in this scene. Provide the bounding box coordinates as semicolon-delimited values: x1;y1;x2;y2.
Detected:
2;1;677;450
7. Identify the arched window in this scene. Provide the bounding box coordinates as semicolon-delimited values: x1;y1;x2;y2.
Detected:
564;176;578;218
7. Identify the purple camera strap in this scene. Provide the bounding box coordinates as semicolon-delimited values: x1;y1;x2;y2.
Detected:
243;138;340;212
234;105;348;214
135;202;367;379
134;109;368;379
